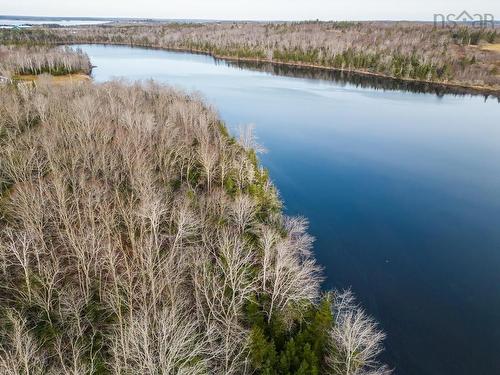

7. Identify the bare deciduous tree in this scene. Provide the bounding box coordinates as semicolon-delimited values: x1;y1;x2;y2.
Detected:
327;290;391;375
0;310;46;375
264;218;321;324
0;45;91;78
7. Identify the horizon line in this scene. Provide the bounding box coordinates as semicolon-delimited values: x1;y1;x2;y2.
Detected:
0;14;444;23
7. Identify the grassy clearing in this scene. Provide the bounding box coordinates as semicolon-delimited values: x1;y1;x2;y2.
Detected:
13;73;91;84
480;43;500;53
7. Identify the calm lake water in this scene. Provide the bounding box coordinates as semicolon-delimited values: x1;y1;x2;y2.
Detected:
75;44;500;375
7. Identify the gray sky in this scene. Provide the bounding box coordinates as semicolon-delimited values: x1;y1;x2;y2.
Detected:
1;0;499;21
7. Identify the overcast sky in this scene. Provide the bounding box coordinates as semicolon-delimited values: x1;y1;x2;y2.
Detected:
1;0;499;21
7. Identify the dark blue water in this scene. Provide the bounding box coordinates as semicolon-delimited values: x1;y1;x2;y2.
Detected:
76;44;500;375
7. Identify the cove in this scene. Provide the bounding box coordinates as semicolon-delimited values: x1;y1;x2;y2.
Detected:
74;44;500;375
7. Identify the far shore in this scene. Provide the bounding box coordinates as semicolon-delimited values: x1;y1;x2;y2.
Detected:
62;41;500;97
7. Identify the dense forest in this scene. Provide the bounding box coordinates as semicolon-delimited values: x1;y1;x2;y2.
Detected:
0;78;390;374
0;45;91;77
0;21;499;90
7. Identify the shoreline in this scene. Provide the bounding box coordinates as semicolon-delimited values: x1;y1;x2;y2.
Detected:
67;41;500;97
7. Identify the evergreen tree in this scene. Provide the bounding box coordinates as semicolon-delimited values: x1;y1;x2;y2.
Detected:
248;295;333;375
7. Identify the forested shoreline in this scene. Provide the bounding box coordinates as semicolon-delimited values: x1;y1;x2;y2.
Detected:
0;73;390;374
0;45;91;77
1;21;499;92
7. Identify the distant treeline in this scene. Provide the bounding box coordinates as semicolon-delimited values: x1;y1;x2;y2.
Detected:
0;45;91;77
226;59;499;98
0;21;498;89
